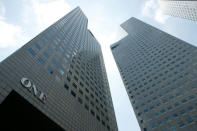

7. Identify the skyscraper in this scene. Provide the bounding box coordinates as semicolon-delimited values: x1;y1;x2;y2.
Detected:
111;17;197;131
159;0;197;21
0;7;118;131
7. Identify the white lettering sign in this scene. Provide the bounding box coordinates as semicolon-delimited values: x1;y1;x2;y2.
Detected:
21;77;47;103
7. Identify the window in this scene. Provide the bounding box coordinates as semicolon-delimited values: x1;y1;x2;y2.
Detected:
67;76;71;82
160;109;166;114
179;109;186;115
50;43;56;49
74;76;78;81
28;48;36;56
57;49;63;56
173;113;178;119
189;86;195;90
188;106;194;112
37;57;45;66
170;126;176;131
158;120;162;126
168;106;172;110
162;99;168;104
181;99;187;104
51;61;57;67
39;38;46;46
178;121;185;128
147;116;152;121
61;63;66;69
90;110;95;116
165;116;171;122
58;69;64;75
72;83;77;89
85;104;89;111
102;120;105;126
157;103;161;107
144;109;148;113
85;95;89;101
186;117;193;124
174;102;180;107
46;66;53;74
78;97;83;104
96;115;100;121
154;113;159;117
47;47;53;53
43;51;49;59
55;75;61;83
188;95;195;100
35;43;41;50
64;84;69;89
169;96;174;100
54;55;59;61
151;123;156;129
71;90;76;97
63;57;67;63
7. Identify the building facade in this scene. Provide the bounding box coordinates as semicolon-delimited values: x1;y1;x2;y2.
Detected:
111;17;197;131
0;7;118;131
159;0;197;21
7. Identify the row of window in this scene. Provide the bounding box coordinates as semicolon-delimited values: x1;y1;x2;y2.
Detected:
27;19;116;129
66;61;110;115
150;114;196;130
64;86;111;130
134;85;196;114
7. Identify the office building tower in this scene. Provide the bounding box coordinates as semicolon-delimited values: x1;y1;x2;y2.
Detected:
159;0;197;21
0;7;118;131
111;17;197;131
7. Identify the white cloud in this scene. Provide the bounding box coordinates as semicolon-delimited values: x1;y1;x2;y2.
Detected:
0;0;71;49
142;0;168;23
0;20;28;48
155;9;168;23
0;4;29;49
32;0;71;29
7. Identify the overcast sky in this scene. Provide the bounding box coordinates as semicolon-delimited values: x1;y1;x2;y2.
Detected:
0;0;197;131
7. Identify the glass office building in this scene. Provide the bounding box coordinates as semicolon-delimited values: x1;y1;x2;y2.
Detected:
111;17;197;131
0;7;118;131
159;0;197;21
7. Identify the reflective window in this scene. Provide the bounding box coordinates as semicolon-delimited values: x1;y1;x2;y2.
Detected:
58;69;64;75
39;39;46;46
165;116;171;122
47;47;53;54
47;66;53;74
35;43;41;50
51;61;57;67
173;113;178;119
178;121;185;128
61;63;66;69
188;106;194;112
154;113;159;117
168;106;172;110
186;117;193;124
37;57;45;66
43;51;49;59
54;55;59;61
160;109;166;114
55;75;61;83
179;109;186;115
158;120;162;126
151;123;156;129
28;48;36;56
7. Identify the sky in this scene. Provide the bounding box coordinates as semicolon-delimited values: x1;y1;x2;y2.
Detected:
0;0;197;131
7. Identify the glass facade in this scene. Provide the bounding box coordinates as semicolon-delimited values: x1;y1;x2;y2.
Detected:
0;7;117;131
111;17;197;131
159;0;197;21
